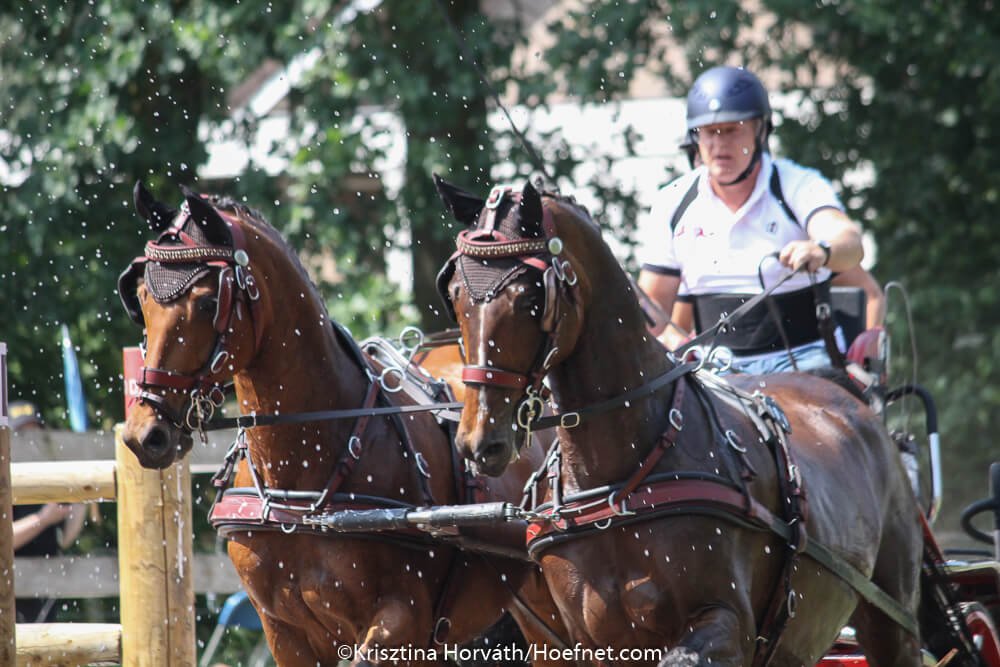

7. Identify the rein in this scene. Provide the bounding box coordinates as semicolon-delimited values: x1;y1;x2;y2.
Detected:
202;398;465;432
674;260;803;362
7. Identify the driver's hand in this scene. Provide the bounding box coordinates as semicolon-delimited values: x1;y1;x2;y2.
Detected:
779;240;827;272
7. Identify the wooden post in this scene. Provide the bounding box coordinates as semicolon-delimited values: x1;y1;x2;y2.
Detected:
115;425;195;666
0;342;15;665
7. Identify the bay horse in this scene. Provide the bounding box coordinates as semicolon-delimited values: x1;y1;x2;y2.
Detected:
435;177;925;666
118;183;568;666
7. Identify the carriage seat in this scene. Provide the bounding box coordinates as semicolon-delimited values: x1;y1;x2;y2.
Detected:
830;286;888;391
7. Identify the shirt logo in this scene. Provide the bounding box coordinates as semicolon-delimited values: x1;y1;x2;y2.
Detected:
765;221;778;234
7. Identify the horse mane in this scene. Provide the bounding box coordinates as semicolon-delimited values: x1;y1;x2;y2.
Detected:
536;185;597;229
204;193;331;321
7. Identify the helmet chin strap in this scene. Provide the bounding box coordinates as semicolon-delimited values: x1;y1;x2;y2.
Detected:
718;137;764;187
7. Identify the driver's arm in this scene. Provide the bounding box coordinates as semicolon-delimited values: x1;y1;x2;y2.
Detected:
637;269;689;349
832;265;886;329
779;208;863;273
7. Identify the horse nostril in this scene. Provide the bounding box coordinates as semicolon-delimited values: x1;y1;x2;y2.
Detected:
477;441;507;465
144;425;171;454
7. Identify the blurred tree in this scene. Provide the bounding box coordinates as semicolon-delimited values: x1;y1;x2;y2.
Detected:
0;1;303;426
532;0;1000;532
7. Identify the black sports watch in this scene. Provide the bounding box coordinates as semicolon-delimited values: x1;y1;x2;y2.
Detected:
816;239;832;267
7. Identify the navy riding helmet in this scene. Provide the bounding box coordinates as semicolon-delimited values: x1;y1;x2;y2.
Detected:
685;66;773;183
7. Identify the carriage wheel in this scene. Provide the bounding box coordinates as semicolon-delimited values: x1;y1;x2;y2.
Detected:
962;602;1000;667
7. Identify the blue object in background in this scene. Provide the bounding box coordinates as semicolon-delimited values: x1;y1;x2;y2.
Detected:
61;324;88;432
199;591;270;667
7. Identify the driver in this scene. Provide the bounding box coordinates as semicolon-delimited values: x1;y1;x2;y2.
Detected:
637;65;869;374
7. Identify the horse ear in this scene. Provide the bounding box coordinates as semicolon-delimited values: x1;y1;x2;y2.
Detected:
517;180;545;238
182;188;234;247
133;181;175;231
433;173;484;226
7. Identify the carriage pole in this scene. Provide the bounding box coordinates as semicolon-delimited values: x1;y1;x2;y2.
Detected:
0;343;15;665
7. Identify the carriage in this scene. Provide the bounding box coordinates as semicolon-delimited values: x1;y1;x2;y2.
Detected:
119;180;1000;666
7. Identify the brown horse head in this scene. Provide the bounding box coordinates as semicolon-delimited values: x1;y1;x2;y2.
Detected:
435;176;600;475
119;183;266;468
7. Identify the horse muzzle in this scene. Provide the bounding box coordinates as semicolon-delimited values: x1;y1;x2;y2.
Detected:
456;422;518;477
122;405;194;469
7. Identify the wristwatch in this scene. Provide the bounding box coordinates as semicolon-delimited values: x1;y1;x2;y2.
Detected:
816;239;832;267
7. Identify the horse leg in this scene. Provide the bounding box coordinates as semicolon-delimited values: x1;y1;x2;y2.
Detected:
850;514;922;667
658;605;751;667
258;614;323;667
850;600;921;667
355;596;441;667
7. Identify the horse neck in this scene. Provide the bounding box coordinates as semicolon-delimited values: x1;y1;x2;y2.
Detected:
233;235;368;490
547;275;676;490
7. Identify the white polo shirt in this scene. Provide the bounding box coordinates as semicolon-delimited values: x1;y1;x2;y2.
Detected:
637;154;844;297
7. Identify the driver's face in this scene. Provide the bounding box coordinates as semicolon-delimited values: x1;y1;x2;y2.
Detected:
696;120;758;184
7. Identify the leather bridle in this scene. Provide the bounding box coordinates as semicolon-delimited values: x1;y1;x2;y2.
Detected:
440;185;580;431
124;203;264;430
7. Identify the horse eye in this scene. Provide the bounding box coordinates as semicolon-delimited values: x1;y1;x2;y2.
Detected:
196;295;218;316
515;291;541;315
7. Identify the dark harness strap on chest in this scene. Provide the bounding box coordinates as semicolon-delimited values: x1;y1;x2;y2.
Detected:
669;169;799;233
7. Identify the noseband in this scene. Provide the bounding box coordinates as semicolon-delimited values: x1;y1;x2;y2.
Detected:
126;203;264;430
444;186;579;427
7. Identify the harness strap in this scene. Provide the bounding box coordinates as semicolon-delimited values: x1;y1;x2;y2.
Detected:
317;381;381;506
430;551;463;645
530;361;699;431
462;366;529;389
524;476;920;638
610;377;686;504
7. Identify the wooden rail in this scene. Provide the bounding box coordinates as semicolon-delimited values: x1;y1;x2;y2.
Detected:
0;414;199;665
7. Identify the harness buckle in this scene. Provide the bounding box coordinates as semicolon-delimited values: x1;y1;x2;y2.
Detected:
348;436;363;460
432;616;452;645
414;452;432;479
542;346;561;369
485;185;509;209
669;408;684;431
516;390;545;430
559;412;581;429
815;301;831;321
210;350;230;374
608;491;636;517
726;429;747;454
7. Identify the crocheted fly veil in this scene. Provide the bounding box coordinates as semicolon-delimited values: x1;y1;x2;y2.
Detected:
436;182;551;323
118;194;235;324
